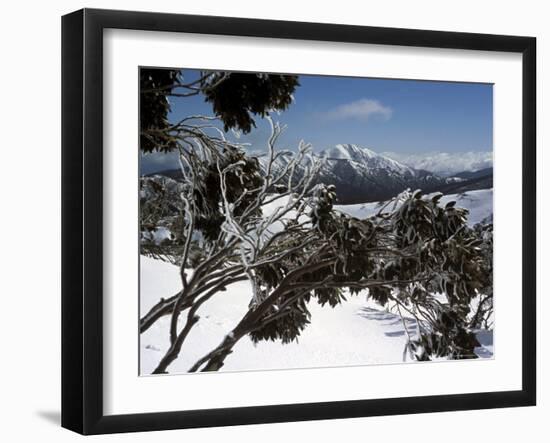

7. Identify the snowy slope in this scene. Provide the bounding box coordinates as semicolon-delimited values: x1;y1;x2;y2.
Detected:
336;188;493;227
140;257;416;375
140;254;493;375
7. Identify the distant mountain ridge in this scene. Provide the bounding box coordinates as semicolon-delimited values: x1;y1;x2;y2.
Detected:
148;144;493;204
453;168;493;180
381;150;493;177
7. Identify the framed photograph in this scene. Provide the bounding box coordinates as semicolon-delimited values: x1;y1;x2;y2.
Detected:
62;8;536;435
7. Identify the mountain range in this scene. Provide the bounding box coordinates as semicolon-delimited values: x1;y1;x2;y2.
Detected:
148;144;493;204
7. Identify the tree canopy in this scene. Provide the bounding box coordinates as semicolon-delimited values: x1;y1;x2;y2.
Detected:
140;69;299;153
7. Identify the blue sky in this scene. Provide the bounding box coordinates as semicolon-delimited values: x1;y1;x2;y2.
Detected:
141;69;493;174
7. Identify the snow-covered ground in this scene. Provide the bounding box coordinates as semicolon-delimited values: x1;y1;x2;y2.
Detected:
140;256;411;375
335;188;493;226
140;257;493;375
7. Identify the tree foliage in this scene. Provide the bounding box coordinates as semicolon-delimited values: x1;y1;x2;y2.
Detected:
202;72;299;133
140;69;299;153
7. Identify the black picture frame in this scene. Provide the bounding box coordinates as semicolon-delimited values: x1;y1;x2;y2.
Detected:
62;8;536;435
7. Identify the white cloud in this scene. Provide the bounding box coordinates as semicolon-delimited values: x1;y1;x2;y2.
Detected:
381;151;493;176
325;98;392;122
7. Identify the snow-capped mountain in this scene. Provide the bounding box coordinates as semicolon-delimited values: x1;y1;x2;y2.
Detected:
322;144;415;173
310;144;451;203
